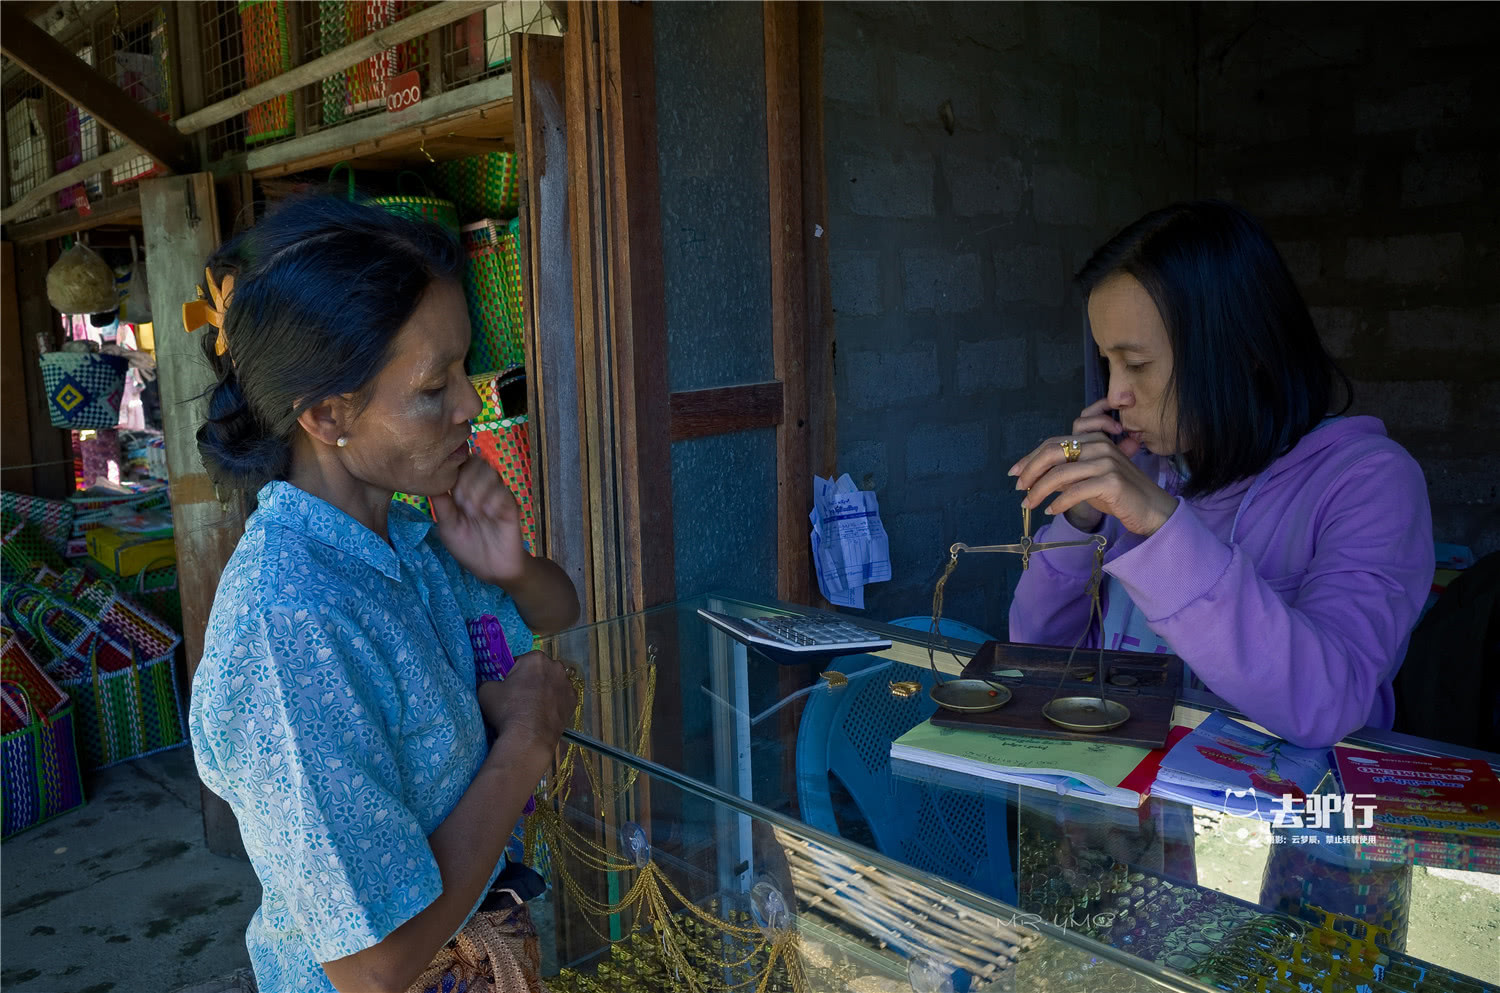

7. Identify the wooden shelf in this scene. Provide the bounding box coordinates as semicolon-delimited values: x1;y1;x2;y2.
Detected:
209;75;515;182
3;189;142;244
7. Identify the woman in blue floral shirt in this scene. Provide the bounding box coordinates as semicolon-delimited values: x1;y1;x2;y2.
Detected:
186;196;579;993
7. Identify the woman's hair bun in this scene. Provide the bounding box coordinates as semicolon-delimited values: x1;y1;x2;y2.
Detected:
196;368;291;491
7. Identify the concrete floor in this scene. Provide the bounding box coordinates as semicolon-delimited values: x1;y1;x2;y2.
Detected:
2;747;261;993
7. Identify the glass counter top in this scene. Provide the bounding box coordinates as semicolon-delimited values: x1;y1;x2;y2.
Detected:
533;591;1500;991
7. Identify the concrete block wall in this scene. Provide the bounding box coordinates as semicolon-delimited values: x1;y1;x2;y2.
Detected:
823;2;1196;635
1197;2;1500;558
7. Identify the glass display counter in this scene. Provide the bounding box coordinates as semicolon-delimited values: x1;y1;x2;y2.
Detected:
525;592;1499;992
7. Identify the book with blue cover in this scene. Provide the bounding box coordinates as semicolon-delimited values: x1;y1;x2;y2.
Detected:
1150;712;1332;820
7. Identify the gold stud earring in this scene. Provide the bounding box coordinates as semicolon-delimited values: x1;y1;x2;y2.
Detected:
336;437;348;448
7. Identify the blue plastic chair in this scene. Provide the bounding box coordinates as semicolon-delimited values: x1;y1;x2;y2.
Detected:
795;616;1016;905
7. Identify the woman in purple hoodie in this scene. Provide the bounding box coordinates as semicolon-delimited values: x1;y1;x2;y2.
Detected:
1008;201;1433;749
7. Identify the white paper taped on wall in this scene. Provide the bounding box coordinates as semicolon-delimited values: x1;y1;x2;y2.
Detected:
810;473;892;609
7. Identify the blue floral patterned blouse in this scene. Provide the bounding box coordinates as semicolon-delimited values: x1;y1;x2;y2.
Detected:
189;482;530;993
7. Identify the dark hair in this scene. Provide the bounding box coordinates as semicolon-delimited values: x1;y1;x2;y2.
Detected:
196;195;462;491
1077;200;1351;498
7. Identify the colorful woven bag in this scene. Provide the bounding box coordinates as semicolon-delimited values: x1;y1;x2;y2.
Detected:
238;0;295;143
471;416;536;552
7;569;186;770
318;0;352;124
460;219;525;375
1;513;68;585
84;557;182;634
1;627;85;838
0;492;75;555
78;428;123;486
39;351;127;429
431;152;521;221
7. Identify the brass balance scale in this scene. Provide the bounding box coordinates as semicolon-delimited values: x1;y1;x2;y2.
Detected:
919;496;1131;733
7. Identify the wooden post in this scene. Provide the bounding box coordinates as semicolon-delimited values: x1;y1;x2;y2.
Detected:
764;0;812;608
564;0;674;621
139;173;249;859
515;32;588;618
10;240;72;498
1;242;37;494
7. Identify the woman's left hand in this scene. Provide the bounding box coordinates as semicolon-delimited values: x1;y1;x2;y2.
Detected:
1009;432;1179;537
432;456;528;586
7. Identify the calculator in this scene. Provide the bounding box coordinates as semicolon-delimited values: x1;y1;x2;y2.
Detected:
696;608;892;659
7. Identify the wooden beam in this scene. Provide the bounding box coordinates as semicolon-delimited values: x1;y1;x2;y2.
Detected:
668;382;785;442
173;0;491;136
233;82;513;179
516;33;589;617
4;190;141;245
0;4;195;174
765;0;812;607
0;144;147;226
0;0;114;88
138;173;250;859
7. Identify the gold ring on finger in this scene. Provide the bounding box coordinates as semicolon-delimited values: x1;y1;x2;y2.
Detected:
1060;438;1082;463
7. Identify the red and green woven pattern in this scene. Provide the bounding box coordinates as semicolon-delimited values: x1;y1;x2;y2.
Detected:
432;152;520;221
461;220;525;374
471;417;535;552
238;1;295;144
2;627;67;734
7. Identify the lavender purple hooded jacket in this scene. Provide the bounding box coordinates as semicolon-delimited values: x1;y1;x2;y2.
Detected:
1009;415;1433;748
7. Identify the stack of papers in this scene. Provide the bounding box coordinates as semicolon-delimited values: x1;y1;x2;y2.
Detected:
890;721;1188;809
1151;712;1331;820
810;474;891;609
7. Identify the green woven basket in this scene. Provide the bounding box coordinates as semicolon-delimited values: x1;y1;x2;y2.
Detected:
432;152;520;222
460;219;525;374
331;163;460;235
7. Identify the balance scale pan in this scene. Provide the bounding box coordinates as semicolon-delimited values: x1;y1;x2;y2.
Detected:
1043;695;1130;732
930;678;1012;713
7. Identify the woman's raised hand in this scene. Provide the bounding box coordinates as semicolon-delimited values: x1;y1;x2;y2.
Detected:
1007;400;1177;537
432;456;528;586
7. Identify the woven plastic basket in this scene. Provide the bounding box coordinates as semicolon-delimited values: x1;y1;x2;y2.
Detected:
432;152;521;221
471;416;536;552
460;219;525;374
1;628;85;839
238;0;295;143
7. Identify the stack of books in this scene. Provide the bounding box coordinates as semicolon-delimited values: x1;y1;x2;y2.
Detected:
1334;749;1500;872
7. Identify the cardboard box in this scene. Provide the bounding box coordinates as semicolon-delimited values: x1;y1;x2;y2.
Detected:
85;527;175;578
